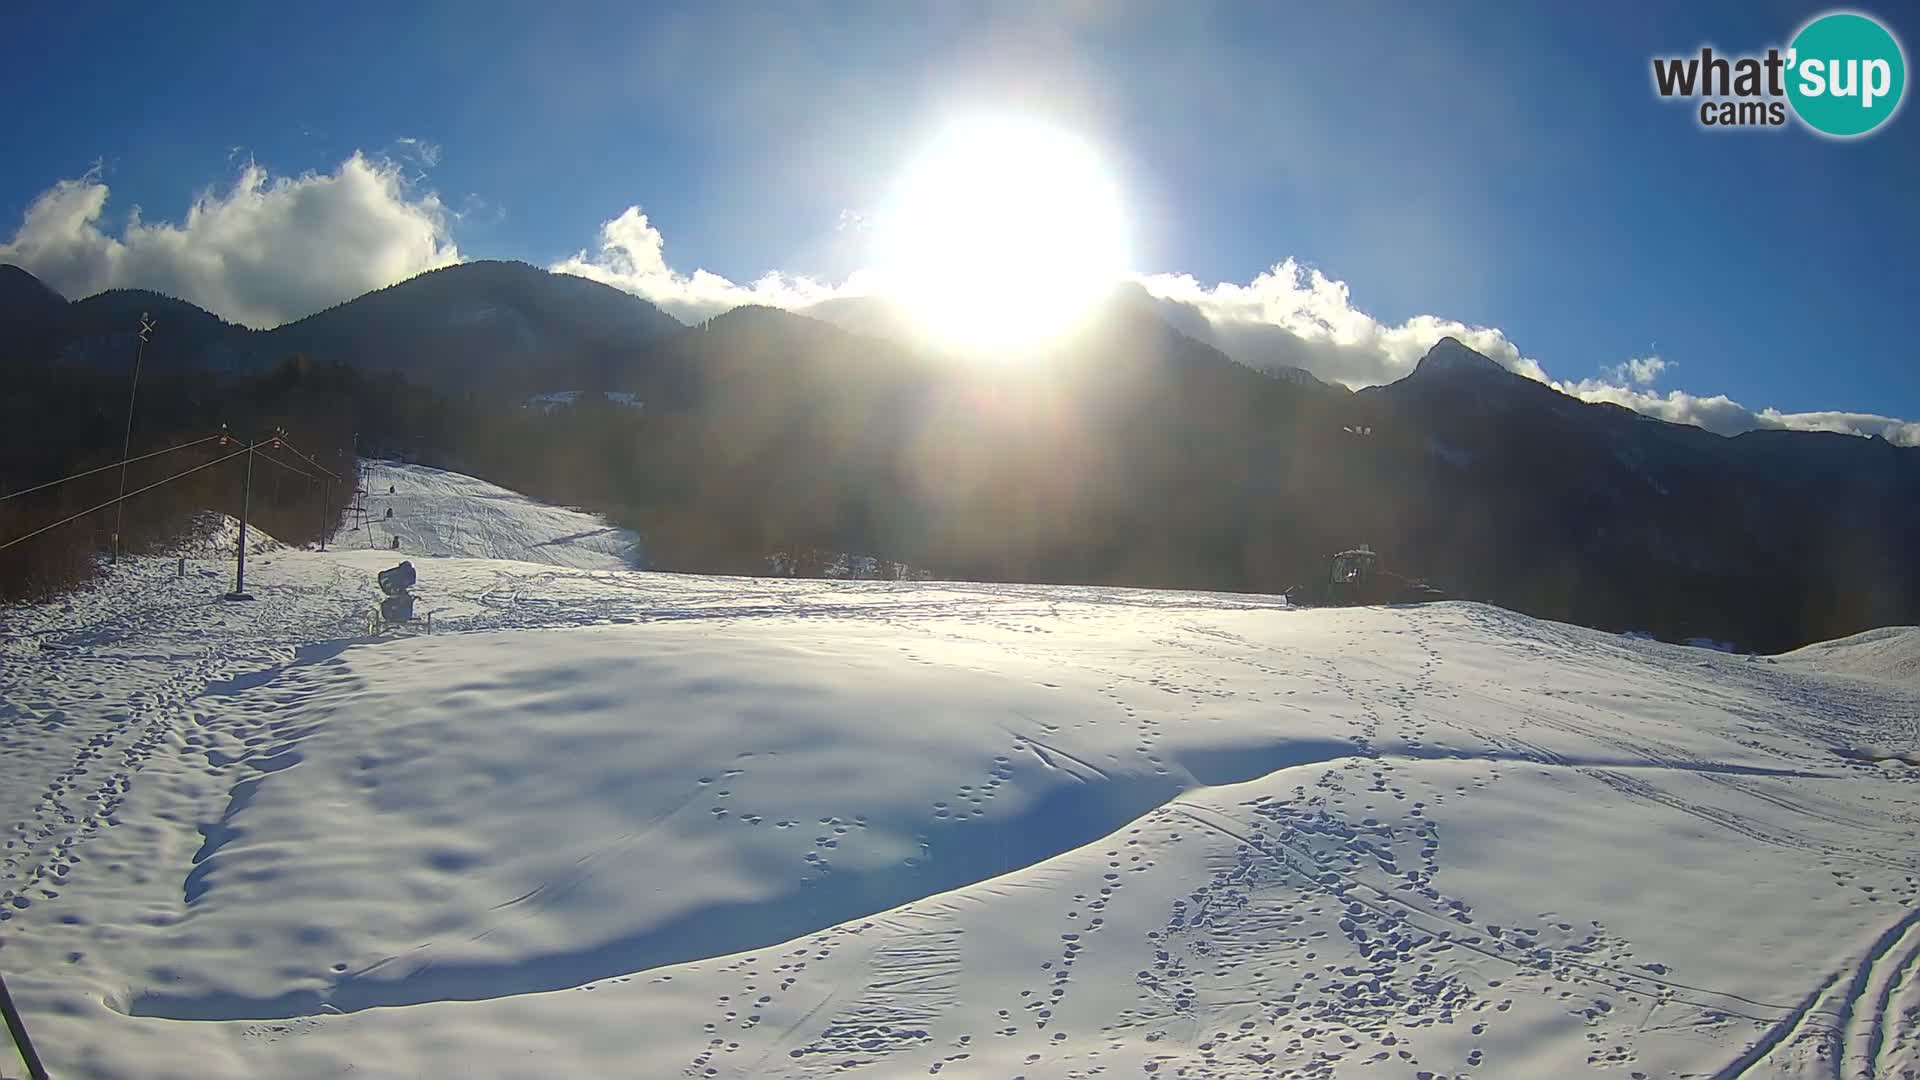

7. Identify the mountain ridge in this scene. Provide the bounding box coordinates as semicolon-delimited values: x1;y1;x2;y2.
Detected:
1409;335;1511;377
0;260;685;389
4;260;1916;652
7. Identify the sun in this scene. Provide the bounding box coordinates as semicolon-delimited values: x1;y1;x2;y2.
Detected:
872;115;1130;354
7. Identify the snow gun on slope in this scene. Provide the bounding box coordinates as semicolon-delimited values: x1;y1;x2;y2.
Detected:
369;560;432;635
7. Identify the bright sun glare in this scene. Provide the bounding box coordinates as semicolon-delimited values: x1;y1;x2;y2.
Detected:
874;116;1130;354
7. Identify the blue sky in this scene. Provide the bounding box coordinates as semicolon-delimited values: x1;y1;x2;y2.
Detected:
2;1;1917;436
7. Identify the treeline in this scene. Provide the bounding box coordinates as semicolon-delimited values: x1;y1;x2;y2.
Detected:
0;356;361;601
17;289;1905;653
332;304;1347;591
340;306;1920;654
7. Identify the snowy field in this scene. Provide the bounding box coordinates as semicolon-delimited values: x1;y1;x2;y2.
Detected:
3;465;1919;1079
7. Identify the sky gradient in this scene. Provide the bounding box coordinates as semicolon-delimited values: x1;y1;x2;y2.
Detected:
3;1;1917;440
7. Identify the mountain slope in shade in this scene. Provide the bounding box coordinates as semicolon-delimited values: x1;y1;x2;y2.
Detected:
0;263;64;320
1341;337;1920;651
273;261;686;389
1408;334;1509;377
621;296;1343;584
800;284;1340;393
5;258;1919;652
56;287;257;372
797;293;929;350
0;263;68;362
0;261;684;389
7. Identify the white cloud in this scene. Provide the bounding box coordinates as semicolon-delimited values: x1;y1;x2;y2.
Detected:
392;137;443;169
1763;409;1920;445
550;206;862;324
1132;259;1917;446
1606;354;1668;386
1135;259;1551;386
562;214;1917;445
0;153;459;329
1555;379;1920;445
6;152;1907;447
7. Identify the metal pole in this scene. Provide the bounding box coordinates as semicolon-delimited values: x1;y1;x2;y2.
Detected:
229;443;254;599
112;313;154;565
319;478;330;551
0;968;50;1080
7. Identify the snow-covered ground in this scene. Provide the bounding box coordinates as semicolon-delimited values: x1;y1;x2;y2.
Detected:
331;461;644;570
1782;625;1920;692
3;466;1919;1079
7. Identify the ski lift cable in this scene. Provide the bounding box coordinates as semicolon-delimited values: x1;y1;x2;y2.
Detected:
1;434;224;503
0;441;264;553
266;436;340;480
249;444;322;483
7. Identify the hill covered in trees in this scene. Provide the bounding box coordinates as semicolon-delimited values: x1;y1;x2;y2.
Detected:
0;260;684;390
0;355;363;599
6;261;1917;652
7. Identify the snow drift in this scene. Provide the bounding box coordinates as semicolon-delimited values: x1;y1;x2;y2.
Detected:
1783;624;1920;690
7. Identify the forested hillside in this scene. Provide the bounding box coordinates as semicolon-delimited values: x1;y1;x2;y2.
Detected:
0;357;360;599
8;261;1918;652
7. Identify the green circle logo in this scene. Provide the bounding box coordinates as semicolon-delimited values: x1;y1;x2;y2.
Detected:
1787;12;1906;137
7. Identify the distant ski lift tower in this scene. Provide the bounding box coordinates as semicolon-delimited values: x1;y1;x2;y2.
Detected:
347;484;372;546
223;428;262;601
112;312;154;565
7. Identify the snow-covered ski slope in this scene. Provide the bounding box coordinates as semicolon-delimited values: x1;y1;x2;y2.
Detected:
330;460;643;570
1783;624;1920;691
3;466;1919;1079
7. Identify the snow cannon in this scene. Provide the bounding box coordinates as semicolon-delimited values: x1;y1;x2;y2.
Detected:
380;590;417;625
370;561;427;634
377;560;416;597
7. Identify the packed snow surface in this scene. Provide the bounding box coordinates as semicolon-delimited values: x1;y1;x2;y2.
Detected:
330;460;643;570
1782;624;1920;690
3;466;1919;1079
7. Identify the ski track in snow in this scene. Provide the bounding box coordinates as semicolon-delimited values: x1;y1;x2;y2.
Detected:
2;462;1919;1078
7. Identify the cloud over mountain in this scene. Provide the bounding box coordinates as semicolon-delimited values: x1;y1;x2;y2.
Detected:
0;153;459;329
1133;261;1917;446
1559;379;1920;445
3;155;1910;446
550;206;854;324
1134;260;1551;387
